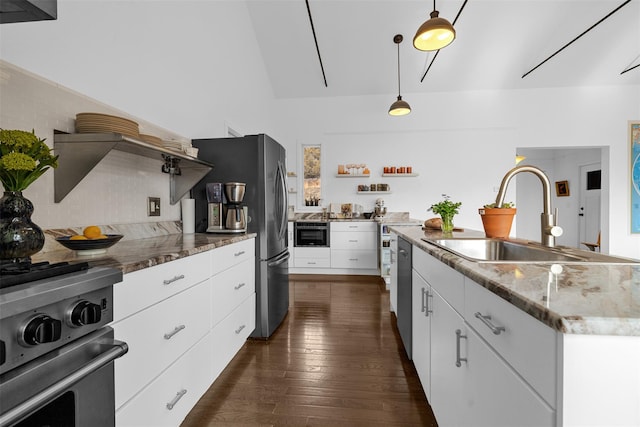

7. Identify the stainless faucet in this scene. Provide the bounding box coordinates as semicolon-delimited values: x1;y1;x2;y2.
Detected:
495;165;563;247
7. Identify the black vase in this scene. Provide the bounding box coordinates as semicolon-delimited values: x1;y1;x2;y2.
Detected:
0;191;45;264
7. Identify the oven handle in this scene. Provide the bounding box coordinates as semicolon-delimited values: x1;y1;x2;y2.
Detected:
0;340;129;427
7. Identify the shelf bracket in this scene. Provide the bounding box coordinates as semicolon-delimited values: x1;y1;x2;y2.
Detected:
53;132;213;205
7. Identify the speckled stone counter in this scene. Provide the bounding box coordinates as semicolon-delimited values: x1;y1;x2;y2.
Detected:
390;225;640;336
33;231;256;275
290;211;421;224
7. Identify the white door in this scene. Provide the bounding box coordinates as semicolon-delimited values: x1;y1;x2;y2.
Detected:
578;163;601;249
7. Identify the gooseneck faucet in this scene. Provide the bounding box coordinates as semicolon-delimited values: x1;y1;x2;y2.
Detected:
495;165;563;247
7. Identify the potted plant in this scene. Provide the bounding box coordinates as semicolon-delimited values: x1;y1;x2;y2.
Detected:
428;195;461;233
478;202;516;238
0;129;58;264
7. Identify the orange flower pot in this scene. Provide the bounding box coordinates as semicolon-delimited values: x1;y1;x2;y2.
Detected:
478;208;517;238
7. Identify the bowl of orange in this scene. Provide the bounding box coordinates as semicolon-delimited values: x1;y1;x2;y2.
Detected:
56;226;123;255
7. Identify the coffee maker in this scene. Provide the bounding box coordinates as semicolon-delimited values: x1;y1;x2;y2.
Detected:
224;182;247;232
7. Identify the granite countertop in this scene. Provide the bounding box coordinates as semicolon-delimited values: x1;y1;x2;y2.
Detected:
290;212;421;225
390;225;640;337
34;232;256;275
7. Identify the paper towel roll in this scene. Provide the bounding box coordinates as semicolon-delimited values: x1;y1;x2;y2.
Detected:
181;198;195;234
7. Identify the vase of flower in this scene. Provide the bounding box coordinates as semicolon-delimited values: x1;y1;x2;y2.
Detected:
428;195;462;234
0;129;58;264
0;191;45;262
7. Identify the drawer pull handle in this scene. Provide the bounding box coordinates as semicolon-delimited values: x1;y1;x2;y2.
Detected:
234;250;245;257
308;262;316;265
455;329;467;367
421;288;433;317
163;275;185;285
474;312;506;335
235;324;246;334
348;239;358;243
166;389;187;410
349;258;358;261
234;282;246;290
164;325;186;340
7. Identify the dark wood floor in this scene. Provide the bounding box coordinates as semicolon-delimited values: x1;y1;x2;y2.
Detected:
181;276;438;427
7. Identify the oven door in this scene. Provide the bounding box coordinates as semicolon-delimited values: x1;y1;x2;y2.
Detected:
0;327;128;427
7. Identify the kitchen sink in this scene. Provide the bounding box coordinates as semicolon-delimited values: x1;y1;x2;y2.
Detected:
421;238;637;264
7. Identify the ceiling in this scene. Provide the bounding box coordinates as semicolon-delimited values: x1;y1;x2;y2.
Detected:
245;0;640;99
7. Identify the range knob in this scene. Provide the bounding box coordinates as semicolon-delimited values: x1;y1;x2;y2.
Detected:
67;300;102;327
19;314;62;346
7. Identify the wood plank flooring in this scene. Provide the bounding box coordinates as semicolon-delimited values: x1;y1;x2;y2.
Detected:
181;276;438;427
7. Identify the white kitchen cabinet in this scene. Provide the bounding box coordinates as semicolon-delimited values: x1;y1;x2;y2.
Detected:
294;247;331;268
112;238;256;427
410;244;556;427
428;287;466;427
210;293;256;379
112;279;212;408
330;221;377;270
463;325;555;427
465;277;556;406
115;332;214;427
411;269;432;399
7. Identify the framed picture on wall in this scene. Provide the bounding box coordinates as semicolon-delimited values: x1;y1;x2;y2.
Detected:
555;180;570;197
630;121;640;234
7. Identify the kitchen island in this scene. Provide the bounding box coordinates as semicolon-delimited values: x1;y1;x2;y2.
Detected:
391;225;639;427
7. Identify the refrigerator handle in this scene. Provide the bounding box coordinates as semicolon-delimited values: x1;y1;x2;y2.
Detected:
276;161;288;241
268;250;290;267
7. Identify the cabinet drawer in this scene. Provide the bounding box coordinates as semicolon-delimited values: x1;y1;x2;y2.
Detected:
330;221;376;232
330;249;377;269
212;238;254;275
295;247;330;268
330;231;377;250
211;293;256;379
294;247;330;259
413;248;464;314
212;258;255;326
464;278;557;406
115;332;214;427
113;280;212;409
294;257;331;268
114;251;211;322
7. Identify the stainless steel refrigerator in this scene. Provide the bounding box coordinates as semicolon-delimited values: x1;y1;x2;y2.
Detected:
192;134;289;338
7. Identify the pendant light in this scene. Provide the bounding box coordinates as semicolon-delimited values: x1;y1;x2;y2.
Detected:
413;0;456;51
389;34;411;117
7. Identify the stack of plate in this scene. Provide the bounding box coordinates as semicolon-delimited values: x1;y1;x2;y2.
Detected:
139;134;163;147
162;140;186;152
76;113;140;138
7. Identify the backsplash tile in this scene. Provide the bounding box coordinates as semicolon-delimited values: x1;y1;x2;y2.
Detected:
0;61;188;229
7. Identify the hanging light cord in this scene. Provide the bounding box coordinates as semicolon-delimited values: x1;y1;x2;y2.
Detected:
420;0;469;82
396;42;402;97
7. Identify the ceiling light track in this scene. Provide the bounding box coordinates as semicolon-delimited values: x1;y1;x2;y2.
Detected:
420;0;469;83
522;0;632;79
621;63;640;75
305;0;327;87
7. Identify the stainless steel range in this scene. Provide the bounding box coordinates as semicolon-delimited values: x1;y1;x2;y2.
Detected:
0;261;128;426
